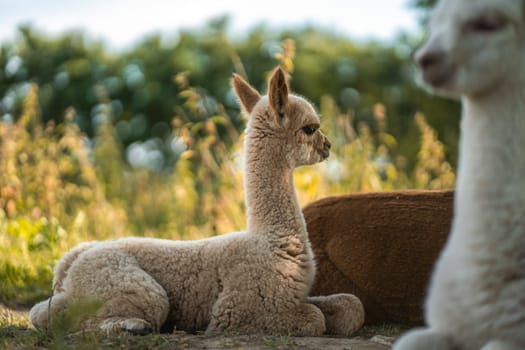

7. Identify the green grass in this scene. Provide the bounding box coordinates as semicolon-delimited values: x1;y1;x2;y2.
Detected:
0;324;404;350
0;304;407;349
0;305;174;350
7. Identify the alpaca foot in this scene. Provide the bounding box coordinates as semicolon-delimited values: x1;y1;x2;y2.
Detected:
99;317;154;335
285;302;326;336
29;299;52;329
393;328;456;350
307;294;364;336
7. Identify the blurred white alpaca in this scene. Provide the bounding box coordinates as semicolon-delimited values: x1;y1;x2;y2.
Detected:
394;0;525;349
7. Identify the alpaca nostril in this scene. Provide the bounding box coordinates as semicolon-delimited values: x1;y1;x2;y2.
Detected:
416;50;446;70
325;139;331;150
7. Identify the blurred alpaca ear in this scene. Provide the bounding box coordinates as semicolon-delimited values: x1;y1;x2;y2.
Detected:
268;66;289;120
231;73;261;116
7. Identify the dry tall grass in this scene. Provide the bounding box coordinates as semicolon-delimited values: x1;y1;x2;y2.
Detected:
0;45;454;307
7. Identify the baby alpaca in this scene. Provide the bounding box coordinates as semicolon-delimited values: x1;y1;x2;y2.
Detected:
394;0;525;349
29;67;364;336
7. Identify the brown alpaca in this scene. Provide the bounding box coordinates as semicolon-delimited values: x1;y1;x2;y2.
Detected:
29;67;364;336
305;190;453;325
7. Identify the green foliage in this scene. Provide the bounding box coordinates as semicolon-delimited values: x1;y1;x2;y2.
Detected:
0;215;62;305
414;113;455;189
0;85;127;305
412;0;437;10
0;21;460;169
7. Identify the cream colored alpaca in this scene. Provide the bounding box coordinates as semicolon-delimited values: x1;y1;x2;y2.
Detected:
29;67;364;336
394;0;525;349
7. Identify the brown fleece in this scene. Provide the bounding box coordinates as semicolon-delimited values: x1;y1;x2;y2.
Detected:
305;190;453;325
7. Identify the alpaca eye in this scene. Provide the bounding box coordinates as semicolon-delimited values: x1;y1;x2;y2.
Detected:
468;15;506;33
302;126;316;135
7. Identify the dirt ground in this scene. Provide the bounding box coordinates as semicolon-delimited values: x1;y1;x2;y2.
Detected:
132;332;395;349
1;305;402;349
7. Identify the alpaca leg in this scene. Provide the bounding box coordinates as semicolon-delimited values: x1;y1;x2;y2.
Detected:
52;249;170;333
481;340;523;350
29;292;70;329
393;328;457;350
96;284;169;335
99;317;154;335
207;292;325;336
307;294;364;336
285;302;326;336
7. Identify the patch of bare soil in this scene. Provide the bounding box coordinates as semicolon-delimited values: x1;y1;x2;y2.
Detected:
1;305;402;349
156;332;395;349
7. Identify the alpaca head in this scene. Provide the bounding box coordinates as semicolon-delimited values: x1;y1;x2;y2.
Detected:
232;67;331;168
415;0;525;99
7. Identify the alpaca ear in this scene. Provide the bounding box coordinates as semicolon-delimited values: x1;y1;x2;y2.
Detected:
231;73;261;116
268;66;289;120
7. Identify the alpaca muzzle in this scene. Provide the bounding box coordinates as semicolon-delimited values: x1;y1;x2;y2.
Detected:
320;136;331;160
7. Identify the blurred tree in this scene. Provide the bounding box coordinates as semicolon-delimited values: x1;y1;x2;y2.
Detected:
412;0;437;9
0;17;459;171
411;0;437;24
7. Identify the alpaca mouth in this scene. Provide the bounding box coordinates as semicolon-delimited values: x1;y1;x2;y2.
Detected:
421;63;456;88
320;150;330;160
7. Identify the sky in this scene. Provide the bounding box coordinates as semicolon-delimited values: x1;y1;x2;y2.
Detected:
0;0;420;50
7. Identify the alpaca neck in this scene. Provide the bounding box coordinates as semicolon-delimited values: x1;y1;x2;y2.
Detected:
243;140;306;239
453;90;525;243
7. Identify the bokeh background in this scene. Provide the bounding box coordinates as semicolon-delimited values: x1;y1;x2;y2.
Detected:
0;0;451;307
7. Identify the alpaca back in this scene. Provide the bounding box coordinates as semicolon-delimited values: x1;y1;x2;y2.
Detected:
306;190;453;325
